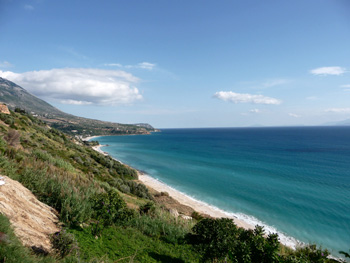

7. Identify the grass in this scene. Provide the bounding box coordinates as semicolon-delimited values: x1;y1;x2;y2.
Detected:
70;225;201;263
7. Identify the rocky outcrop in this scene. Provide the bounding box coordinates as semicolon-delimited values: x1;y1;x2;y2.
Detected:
0;103;10;114
0;176;60;253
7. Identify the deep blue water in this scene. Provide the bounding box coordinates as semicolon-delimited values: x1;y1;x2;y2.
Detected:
95;127;350;254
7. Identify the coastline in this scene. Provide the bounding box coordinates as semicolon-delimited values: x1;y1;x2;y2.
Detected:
138;172;254;230
89;138;299;249
82;135;101;141
92;144;108;156
90;140;254;230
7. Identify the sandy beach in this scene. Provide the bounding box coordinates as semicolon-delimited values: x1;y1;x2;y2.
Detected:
92;144;108;156
88;138;300;248
138;173;254;230
87;139;254;230
82;135;101;141
83;136;109;156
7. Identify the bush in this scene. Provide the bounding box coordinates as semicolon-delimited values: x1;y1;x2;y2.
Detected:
229;226;280;263
91;189;128;235
139;201;156;215
4;129;21;147
286;244;330;263
190;218;238;262
51;229;79;258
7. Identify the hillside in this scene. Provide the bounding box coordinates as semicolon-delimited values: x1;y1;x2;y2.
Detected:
0;77;156;136
0;108;345;262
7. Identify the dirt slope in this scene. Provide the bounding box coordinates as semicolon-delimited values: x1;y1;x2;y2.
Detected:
0;175;60;252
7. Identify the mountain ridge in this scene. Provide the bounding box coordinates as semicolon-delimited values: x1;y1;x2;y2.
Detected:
0;77;157;136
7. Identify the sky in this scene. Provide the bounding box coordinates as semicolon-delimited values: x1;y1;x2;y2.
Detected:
1;0;350;128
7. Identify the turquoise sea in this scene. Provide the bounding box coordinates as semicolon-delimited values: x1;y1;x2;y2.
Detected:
95;127;350;254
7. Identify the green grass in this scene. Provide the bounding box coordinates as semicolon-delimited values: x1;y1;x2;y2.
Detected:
70;225;201;263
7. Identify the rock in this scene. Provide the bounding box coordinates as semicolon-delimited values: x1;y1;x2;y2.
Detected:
169;208;179;217
180;215;192;220
0;103;10;114
0;175;60;252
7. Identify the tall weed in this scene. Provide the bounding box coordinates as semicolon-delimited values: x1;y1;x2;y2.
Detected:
18;168;94;226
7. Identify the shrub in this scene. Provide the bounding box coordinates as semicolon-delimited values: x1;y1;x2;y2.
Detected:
0;112;14;126
287;244;330;263
4;129;21;147
191;211;204;221
91;189;127;235
139;201;156;215
51;229;79;258
229;226;280;263
190;218;238;262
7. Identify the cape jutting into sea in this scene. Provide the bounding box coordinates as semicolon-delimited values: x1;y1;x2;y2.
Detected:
95;126;350;254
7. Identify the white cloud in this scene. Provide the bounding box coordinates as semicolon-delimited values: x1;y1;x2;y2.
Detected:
137;62;156;70
126;62;156;70
0;61;13;68
325;108;350;113
0;68;143;105
106;62;156;70
340;84;350;88
60;100;93;105
310;66;346;76
214;91;281;105
104;63;122;67
250;109;261;113
288;113;300;118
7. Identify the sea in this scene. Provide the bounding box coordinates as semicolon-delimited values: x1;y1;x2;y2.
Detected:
94;127;350;255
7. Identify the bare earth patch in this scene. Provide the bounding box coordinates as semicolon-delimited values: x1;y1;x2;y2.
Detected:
0;175;60;252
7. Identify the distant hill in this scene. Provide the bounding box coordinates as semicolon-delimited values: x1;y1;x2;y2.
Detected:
0;77;156;136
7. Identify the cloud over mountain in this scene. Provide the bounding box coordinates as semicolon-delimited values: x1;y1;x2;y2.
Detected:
0;68;143;105
214;91;281;105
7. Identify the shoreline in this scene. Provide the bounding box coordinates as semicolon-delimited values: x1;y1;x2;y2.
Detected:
138;172;254;230
82;135;102;141
92;144;108;156
89;139;300;249
91;141;253;229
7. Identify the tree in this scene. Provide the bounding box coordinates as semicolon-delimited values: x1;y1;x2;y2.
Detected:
229;225;280;263
91;189;126;235
190;218;238;262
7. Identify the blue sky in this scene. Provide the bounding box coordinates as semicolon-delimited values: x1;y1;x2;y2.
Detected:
1;0;350;128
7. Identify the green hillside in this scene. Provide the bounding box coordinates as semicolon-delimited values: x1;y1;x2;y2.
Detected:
0;77;156;136
0;109;345;262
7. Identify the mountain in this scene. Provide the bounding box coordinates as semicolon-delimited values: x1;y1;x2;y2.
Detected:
0;77;156;136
